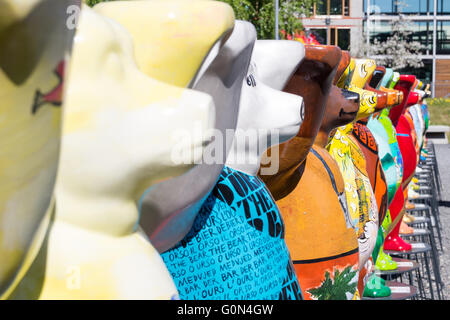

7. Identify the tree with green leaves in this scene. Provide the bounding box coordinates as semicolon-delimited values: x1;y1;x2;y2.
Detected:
85;0;318;40
85;0;116;6
219;0;318;39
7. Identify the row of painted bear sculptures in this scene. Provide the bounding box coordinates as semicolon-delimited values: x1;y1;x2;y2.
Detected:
0;0;432;300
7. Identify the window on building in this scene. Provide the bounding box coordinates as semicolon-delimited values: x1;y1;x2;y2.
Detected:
330;0;343;15
329;28;350;50
438;0;450;15
316;0;327;15
397;59;432;84
330;28;337;45
344;0;350;15
309;29;327;44
401;0;433;15
437;21;450;54
411;21;434;55
309;28;350;50
338;29;351;50
364;20;433;55
314;0;350;16
365;0;393;15
364;0;434;15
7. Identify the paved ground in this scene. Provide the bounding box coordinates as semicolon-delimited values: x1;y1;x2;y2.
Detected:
432;144;450;299
435;144;450;202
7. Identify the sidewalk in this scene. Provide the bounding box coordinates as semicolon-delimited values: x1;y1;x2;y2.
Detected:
434;144;450;298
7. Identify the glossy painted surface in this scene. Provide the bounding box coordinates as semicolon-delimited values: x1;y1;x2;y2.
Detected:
259;45;342;200
380;68;394;88
94;1;237;253
363;72;387;112
410;105;425;149
367;92;402;271
405;110;419;156
252;40;305;91
384;76;419;252
388;72;400;89
160;38;305;300
338;59;377;121
278;146;359;300
329;58;382;293
367;118;398;205
275;51;360;300
384;187;409;252
162;166;302;300
389;75;416;126
393;83;418;186
353;117;390;290
379;109;404;190
351;59;376;89
94;0;235;88
422;103;430;130
363;274;391;297
140;20;253;253
369;66;386;89
0;0;79;299
354;65;389;225
225;41;305;176
375;211;398;270
327;129;378;273
12;6;217;299
352;123;388;224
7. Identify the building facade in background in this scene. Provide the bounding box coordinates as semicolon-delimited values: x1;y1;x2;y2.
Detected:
301;1;364;53
301;0;450;97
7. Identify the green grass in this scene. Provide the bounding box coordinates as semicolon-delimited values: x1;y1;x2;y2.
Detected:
85;0;117;6
425;98;450;142
426;98;450;127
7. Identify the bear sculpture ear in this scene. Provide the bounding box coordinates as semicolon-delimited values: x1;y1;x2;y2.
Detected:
94;0;234;88
259;45;342;200
252;40;305;91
